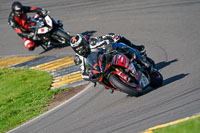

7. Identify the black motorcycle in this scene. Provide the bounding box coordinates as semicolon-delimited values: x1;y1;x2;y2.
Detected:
28;12;71;50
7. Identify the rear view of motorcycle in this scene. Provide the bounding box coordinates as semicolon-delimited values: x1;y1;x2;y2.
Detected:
87;48;163;97
28;12;71;50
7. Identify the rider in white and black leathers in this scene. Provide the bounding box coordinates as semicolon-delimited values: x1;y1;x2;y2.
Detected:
89;33;145;52
70;33;153;82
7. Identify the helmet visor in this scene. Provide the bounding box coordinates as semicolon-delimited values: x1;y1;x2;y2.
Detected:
14;10;23;16
76;45;87;55
76;44;90;56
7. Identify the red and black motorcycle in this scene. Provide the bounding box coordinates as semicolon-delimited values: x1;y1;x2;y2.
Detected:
86;49;163;96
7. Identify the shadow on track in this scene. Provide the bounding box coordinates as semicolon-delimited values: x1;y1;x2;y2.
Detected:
156;59;178;70
142;73;190;95
39;30;97;55
141;58;189;95
162;73;190;86
80;30;97;39
39;44;69;55
39;46;54;55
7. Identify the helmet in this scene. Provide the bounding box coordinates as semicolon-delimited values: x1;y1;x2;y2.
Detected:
70;34;90;57
11;1;23;17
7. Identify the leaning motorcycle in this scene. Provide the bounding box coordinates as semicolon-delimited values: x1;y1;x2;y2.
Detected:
28;12;71;50
86;48;163;97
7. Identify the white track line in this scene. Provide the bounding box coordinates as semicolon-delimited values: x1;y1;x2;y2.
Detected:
7;83;93;133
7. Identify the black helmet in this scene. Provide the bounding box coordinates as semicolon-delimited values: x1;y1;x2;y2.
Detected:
11;1;23;17
70;34;90;57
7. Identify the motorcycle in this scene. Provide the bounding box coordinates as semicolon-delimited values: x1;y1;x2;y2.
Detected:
86;48;163;96
28;12;71;50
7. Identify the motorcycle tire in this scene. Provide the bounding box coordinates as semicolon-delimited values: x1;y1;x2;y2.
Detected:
108;74;142;97
54;28;71;44
150;71;163;88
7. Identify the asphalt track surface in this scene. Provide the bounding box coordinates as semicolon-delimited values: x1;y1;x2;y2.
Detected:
1;0;200;133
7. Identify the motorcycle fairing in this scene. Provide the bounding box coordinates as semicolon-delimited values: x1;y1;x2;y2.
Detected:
111;54;149;89
128;63;137;74
138;73;150;88
112;54;130;68
112;70;128;81
37;15;53;34
133;70;150;89
38;27;49;34
45;15;53;27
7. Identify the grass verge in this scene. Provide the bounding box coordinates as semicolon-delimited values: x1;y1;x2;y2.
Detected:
0;68;64;133
153;116;200;133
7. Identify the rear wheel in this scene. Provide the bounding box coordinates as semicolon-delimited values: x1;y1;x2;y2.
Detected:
53;28;71;45
150;71;163;88
108;74;142;96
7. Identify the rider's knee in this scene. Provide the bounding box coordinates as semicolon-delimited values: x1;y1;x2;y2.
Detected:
24;39;36;51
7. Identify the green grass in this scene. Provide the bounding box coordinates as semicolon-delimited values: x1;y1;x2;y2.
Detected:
153;116;200;133
0;68;63;133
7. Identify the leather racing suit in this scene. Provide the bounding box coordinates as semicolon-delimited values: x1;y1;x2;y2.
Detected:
8;6;43;51
74;33;146;81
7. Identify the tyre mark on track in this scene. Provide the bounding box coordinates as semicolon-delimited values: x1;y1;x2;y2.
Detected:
108;97;200;133
150;43;168;62
104;87;200;132
70;87;200;133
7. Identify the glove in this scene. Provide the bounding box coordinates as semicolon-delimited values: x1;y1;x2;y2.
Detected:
27;32;34;39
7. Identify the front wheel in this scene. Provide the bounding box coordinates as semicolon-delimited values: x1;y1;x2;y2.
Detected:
108;74;142;97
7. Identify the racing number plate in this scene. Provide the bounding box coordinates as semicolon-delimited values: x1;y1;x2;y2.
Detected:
139;73;150;88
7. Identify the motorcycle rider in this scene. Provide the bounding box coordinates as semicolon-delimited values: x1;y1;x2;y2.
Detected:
70;33;154;82
89;33;145;52
8;1;48;51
